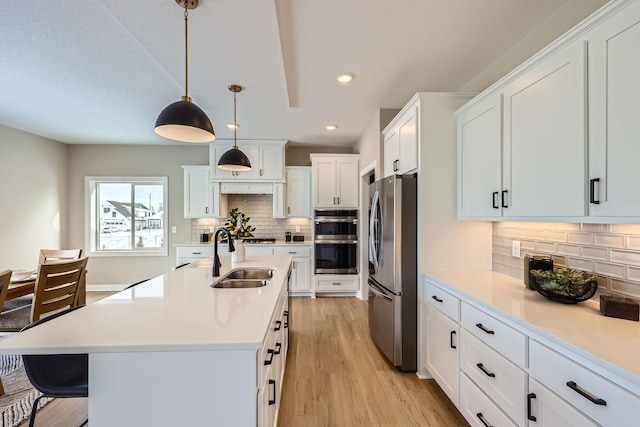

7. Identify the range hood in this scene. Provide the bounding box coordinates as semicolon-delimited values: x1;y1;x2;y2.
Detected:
220;182;274;195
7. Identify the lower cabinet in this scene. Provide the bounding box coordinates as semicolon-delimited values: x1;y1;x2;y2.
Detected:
175;246;213;266
273;246;312;295
528;378;598;427
425;306;459;405
460;373;518;427
315;275;358;293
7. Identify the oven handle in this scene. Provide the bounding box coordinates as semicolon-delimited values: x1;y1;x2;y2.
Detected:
314;218;358;223
315;240;358;244
368;279;393;302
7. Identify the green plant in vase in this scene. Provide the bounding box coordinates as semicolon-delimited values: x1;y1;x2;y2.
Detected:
220;207;256;240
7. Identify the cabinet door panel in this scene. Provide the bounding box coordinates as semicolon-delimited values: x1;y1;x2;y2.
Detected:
184;168;211;218
503;41;586;217
398;110;418;174
260;146;284;180
286;167;312;218
528;378;598;427
588;4;640;216
383;128;400;178
336;158;358;207
313;159;337;207
426;308;459;406
457;95;502;218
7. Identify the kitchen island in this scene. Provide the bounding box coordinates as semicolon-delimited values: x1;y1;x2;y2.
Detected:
0;255;292;427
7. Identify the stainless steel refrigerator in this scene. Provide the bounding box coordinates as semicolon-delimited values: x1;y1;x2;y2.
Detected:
368;173;417;371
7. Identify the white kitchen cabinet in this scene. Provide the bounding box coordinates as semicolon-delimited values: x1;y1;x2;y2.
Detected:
182;166;227;218
587;2;640;217
274;246;312;294
502;40;586;217
310;154;359;208
460;373;517;427
285;167;312;218
426;306;460;406
314;275;358;293
272;183;285;219
456;94;503;218
210;141;285;181
175;245;214;266
382;98;418;178
528;378;598;427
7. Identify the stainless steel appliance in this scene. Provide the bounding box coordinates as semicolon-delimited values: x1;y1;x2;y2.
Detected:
368;174;417;371
314;209;358;274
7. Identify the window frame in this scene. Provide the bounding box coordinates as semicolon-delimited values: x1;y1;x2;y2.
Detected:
85;176;169;257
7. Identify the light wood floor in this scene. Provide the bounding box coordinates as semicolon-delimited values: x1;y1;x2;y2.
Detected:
20;294;468;427
278;297;468;427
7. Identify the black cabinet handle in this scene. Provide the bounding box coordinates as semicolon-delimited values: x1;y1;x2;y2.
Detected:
475;323;495;335
264;349;275;365
476;362;496;378
566;381;607;406
450;331;456;349
268;379;276;405
501;190;508;208
590;178;600;204
476;412;492;427
432;295;443;303
492;191;499;209
284;311;289;328
527;393;537;421
274;342;282;355
274;320;282;331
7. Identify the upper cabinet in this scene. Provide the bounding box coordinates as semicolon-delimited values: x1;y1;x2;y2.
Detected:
286;166;312;218
457;0;639;222
383;98;419;178
209;140;285;181
587;1;640;217
310;154;359;208
182;166;227;218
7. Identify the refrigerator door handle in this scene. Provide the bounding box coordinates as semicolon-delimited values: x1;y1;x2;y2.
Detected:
369;190;380;270
368;280;393;301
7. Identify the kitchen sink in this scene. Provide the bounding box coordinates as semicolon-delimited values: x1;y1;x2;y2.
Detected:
212;279;270;289
222;268;276;280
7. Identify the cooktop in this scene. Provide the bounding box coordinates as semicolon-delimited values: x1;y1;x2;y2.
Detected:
242;238;276;244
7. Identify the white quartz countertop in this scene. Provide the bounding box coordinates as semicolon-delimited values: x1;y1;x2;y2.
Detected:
0;255;292;355
425;270;640;390
174;240;311;247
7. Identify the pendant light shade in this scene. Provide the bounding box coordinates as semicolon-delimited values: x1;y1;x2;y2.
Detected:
154;0;215;143
218;85;252;171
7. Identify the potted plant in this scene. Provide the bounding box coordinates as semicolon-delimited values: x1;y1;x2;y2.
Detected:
220;208;256;240
530;267;598;303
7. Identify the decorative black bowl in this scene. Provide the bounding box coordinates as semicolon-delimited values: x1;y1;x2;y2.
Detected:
531;277;598;304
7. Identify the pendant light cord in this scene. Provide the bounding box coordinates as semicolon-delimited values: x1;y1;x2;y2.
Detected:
184;5;189;99
233;91;238;149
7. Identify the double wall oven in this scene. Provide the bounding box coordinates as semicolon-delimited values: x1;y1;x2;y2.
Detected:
314;209;358;274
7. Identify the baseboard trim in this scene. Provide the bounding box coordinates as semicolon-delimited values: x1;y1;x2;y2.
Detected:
87;284;127;292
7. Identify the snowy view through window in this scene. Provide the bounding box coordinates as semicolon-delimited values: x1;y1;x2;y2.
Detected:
97;182;164;251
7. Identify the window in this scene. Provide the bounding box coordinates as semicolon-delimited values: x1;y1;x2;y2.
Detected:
86;177;168;256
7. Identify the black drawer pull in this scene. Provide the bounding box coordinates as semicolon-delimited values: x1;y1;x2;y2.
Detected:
450;331;456;349
432;295;443;303
284;311;289;328
268;379;276;405
274;320;282;331
566;381;607;406
274;342;282;355
527;393;537;421
476;363;495;378
476;412;492;427
192;252;202;255
264;349;274;365
501;190;508;208
475;323;495;335
590;178;600;204
492;191;499;209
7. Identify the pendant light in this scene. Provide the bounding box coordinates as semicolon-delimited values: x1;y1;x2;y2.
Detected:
154;0;215;143
218;85;252;171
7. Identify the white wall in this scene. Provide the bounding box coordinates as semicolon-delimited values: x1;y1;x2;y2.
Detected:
67;144;208;286
0;125;68;270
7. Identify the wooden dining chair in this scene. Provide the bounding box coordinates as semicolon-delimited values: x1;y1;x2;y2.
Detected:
0;258;88;332
39;248;83;264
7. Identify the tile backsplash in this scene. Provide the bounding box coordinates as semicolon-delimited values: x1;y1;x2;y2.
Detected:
493;222;640;299
191;194;312;242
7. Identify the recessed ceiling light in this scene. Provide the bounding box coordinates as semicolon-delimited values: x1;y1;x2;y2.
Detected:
326;124;338;131
336;73;354;84
226;123;239;129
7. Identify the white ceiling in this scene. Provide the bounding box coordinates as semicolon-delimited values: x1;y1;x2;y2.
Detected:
0;0;602;147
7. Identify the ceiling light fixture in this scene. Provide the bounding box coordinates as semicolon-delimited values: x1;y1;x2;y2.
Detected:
325;124;338;131
336;73;354;84
218;85;252;171
154;0;215;143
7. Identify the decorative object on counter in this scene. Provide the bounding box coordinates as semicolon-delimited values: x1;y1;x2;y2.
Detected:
530;268;598;304
217;85;251;171
232;239;246;263
221;207;256;240
200;233;210;243
524;255;553;290
285;231;291;242
600;295;639;321
154;0;215;143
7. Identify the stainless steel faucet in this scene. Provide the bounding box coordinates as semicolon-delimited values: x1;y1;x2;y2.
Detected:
213;227;236;277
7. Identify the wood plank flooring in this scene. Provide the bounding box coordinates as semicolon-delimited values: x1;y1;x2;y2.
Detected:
278;297;468;427
19;294;468;427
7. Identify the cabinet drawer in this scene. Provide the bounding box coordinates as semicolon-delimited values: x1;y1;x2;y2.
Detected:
426;280;460;322
460;330;526;425
273;246;312;257
461;302;526;367
245;246;274;256
315;276;358;291
176;246;213;258
528;378;598;427
460;373;517;427
529;340;640;427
